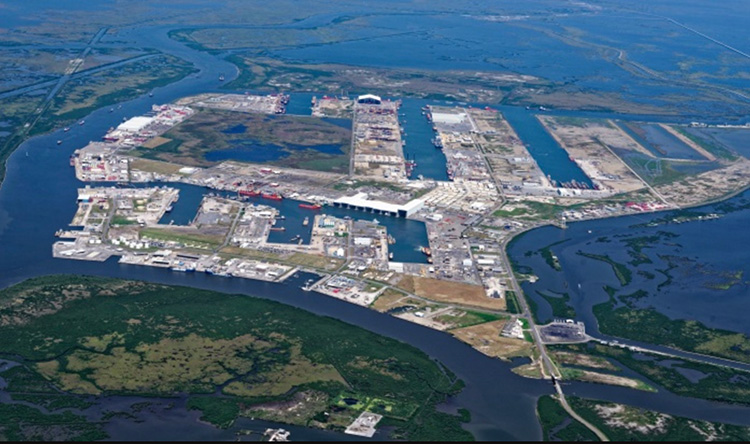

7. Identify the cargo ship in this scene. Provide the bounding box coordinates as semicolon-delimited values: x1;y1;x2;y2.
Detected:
239;189;261;197
298;203;321;210
262;192;283;201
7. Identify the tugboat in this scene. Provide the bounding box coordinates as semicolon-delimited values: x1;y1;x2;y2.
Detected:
262;192;283;201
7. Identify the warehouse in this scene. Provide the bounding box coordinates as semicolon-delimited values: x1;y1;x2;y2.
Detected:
333;193;424;217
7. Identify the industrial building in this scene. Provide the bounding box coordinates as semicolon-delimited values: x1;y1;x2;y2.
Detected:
357;94;382;105
333;193;424;217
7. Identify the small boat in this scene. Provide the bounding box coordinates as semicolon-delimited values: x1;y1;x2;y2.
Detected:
421;246;432;256
78;120;85;125
389;252;393;260
57;140;62;145
219;74;225;81
109;108;114;113
63;127;70;132
148;92;154;97
302;217;309;226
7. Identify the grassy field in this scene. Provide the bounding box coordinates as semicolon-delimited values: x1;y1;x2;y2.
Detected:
140;226;224;249
132;109;351;173
0;275;472;441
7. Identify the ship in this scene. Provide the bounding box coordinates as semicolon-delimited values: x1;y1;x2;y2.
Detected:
239;189;261;197
298;203;321;210
302;217;309;226
262;193;283;201
420;246;432;256
270;227;286;231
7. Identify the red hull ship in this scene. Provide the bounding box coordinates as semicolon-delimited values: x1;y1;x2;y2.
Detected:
299;203;322;210
262;193;283;201
239;189;261;197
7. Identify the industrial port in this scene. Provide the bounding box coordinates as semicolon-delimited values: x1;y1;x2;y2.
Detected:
54;91;750;381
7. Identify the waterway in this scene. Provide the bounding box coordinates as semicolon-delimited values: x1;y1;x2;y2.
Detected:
3;14;750;441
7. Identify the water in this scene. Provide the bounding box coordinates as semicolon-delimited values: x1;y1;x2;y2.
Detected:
400;98;449;180
502;107;594;186
618;122;705;160
508;203;750;337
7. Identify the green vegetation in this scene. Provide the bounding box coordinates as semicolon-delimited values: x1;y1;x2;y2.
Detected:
536;395;598;441
577;252;632;286
623;155;687;186
0;275;471;440
593;291;750;364
569;397;750;441
440;310;506;330
111;215;137;226
538;239;569;271
536;290;576;320
559;343;750;405
505;291;521;314
186;397;241;429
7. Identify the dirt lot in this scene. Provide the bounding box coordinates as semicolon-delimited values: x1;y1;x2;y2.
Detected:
396;275;505;310
451;320;533;359
538;116;647;194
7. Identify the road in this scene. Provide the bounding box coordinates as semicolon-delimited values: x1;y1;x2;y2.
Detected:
494;223;609;440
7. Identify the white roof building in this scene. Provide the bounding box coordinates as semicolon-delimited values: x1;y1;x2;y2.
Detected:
333;193;424;217
117;116;154;133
